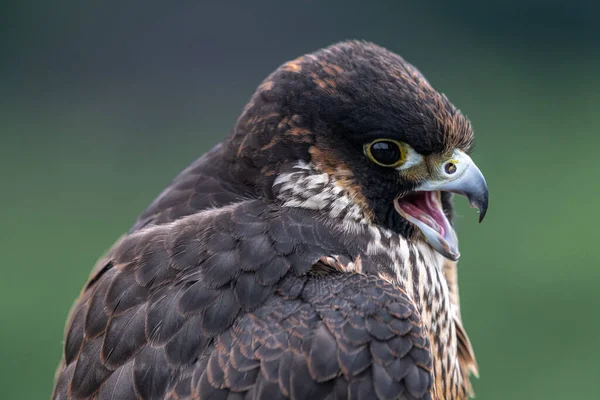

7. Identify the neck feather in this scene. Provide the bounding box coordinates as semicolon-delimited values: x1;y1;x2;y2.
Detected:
273;161;471;398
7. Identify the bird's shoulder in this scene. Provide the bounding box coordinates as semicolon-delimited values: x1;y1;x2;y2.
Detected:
53;200;433;399
130;143;257;232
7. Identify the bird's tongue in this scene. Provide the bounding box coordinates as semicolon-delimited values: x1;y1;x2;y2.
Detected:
396;192;447;236
394;191;460;260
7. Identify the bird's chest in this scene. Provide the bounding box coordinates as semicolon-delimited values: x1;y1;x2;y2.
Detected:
362;232;462;398
407;244;463;399
363;231;452;325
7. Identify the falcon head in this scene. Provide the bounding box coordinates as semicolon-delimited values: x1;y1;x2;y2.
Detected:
229;40;488;260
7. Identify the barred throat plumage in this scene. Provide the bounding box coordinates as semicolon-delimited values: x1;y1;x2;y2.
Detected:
273;161;370;228
273;161;475;399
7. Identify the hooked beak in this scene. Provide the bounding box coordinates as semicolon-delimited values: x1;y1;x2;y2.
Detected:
394;150;488;260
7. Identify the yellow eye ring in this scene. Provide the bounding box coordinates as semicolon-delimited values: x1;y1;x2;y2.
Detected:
364;139;406;167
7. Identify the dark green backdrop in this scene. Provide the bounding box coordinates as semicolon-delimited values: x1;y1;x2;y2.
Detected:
2;1;599;398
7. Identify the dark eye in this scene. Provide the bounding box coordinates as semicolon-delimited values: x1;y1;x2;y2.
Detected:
364;139;405;167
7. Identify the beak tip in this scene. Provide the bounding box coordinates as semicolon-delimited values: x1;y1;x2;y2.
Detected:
478;200;488;223
476;205;487;223
469;194;488;224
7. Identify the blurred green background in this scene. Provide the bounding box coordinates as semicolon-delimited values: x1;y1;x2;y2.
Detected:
1;1;599;398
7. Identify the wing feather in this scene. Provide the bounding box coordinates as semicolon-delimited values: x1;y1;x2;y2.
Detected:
53;200;433;399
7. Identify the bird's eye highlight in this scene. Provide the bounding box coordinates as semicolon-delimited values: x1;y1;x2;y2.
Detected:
364;139;406;167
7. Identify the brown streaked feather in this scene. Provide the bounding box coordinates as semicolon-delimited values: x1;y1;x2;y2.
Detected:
53;201;435;399
309;145;375;221
443;259;478;389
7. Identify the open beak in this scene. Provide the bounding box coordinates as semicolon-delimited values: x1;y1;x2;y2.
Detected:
394;150;488;261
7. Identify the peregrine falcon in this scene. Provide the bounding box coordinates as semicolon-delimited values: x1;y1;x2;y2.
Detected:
53;41;488;400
